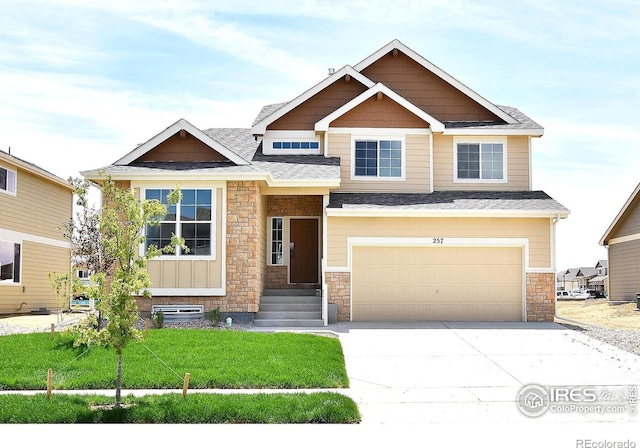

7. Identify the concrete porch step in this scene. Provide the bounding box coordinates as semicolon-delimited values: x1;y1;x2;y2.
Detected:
259;303;321;312
253;318;325;328
255;310;322;320
259;296;321;305
262;289;319;296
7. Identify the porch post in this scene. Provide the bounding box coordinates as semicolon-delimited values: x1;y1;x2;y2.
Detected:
322;193;330;326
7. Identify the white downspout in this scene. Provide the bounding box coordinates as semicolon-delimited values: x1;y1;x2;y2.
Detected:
429;132;434;193
322;194;330;326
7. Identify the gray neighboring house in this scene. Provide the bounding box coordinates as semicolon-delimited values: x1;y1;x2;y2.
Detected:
599;183;640;303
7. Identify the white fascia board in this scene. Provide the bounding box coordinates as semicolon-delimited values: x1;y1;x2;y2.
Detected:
251;66;375;135
442;128;544;137
315;83;444;132
0;152;72;190
326;208;570;219
114;118;249;166
353;39;518;125
599;182;640;245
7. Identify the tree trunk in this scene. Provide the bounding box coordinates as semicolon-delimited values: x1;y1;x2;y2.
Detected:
115;352;123;408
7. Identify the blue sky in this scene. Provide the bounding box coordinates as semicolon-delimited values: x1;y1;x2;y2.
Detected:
1;0;638;271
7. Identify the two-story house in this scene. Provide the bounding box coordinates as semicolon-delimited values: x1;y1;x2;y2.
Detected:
81;40;569;324
0;149;74;314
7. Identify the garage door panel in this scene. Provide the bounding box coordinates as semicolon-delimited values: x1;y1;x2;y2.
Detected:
352;246;523;321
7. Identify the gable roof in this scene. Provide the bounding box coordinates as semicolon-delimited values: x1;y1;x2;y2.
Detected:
599;182;640;245
315;83;445;132
114;119;250;166
353;39;518;125
0;149;72;190
251;66;375;135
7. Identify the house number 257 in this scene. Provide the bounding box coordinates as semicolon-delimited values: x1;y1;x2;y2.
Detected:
432;238;444;244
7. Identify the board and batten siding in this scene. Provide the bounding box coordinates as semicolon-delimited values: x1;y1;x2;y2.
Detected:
326;216;551;269
134;182;225;291
607;239;640;302
327;132;430;193
0;161;72;242
433;135;530;191
610;198;640;238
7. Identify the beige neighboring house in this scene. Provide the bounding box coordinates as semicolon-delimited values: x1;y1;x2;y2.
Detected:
600;183;640;303
81;39;569;324
0;149;74;314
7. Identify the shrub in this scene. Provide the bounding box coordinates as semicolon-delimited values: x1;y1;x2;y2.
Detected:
152;311;164;329
205;307;222;325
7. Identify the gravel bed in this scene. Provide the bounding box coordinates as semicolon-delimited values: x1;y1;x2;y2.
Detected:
558;322;640;357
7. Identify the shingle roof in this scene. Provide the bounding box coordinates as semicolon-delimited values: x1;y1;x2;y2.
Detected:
442;106;543;130
202;128;260;162
252;103;288;126
328;191;569;212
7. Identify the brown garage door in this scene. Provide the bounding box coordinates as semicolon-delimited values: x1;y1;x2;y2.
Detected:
352;246;523;321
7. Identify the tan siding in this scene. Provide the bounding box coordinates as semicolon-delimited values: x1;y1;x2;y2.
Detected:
0;164;72;241
361;50;502;122
327;216;550;268
146;186;224;290
328;132;430;193
0;241;70;314
352;246;523;321
268;78;368;130
608;239;640;301
330;95;430;128
610;199;640;238
432;135;530;191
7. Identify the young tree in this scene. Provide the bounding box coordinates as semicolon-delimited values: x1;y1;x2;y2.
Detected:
61;175;183;408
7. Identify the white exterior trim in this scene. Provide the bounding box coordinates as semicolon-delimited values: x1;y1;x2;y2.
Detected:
252;66;375;135
326;208;571;219
607;232;640;245
262;130;322;156
148;288;225;296
114;118;249;166
315;83;445;132
353;39;518;125
441;128;543;136
0;228;73;250
600;182;640;245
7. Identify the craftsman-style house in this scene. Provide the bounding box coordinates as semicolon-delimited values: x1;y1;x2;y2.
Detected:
82;40;569;325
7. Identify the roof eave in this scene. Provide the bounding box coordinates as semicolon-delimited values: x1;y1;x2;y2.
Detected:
327;208;570;218
599;182;640;245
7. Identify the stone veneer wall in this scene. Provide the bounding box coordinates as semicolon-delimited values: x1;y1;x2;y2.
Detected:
525;272;555;322
325;271;351;322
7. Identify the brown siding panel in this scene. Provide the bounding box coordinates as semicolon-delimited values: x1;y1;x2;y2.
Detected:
268;78;368;130
330;95;429;128
361;51;503;122
135;132;227;162
608;239;640;301
611;199;640;238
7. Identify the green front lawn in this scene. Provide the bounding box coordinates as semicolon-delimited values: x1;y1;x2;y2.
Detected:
0;392;360;423
0;329;349;390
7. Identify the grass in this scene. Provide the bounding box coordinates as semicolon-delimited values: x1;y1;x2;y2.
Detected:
0;328;359;423
0;392;360;423
0;329;349;390
556;299;640;330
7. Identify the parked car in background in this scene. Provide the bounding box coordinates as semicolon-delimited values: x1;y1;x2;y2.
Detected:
570;289;590;299
586;290;607;299
556;290;571;299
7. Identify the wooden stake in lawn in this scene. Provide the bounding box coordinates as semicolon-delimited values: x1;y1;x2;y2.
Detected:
47;368;53;398
183;373;191;397
50;323;54;339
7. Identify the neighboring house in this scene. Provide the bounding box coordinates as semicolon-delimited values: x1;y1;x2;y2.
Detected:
0;149;74;314
81;39;569;323
600;183;640;302
589;260;608;295
557;268;580;292
575;267;597;290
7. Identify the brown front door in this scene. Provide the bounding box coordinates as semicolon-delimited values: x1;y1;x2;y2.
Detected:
289;219;319;283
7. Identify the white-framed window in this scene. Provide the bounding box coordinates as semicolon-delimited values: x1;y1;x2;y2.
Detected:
454;138;507;183
269;217;284;265
272;141;320;151
262;131;322;155
144;188;213;256
0;166;17;195
0;240;21;283
352;138;404;179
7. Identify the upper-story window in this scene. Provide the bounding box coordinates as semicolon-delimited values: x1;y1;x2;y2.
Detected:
144;188;213;256
0;166;17;195
353;139;403;179
272;141;320;150
0;240;21;283
455;141;506;183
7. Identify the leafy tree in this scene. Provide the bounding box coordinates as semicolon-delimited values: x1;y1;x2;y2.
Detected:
59;175;184;408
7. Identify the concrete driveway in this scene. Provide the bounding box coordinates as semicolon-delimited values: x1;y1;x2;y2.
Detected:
330;321;640;432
